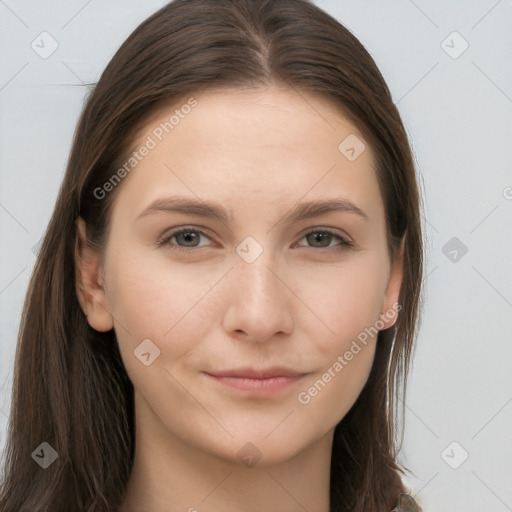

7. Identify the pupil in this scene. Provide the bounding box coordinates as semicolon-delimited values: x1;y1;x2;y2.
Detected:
176;232;332;248
310;233;330;247
179;232;198;246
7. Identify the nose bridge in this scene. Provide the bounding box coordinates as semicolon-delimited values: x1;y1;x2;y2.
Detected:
222;235;294;340
236;245;280;299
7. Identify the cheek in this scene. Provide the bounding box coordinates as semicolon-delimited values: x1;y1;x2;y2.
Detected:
296;264;382;421
294;252;389;353
104;253;213;362
297;341;376;431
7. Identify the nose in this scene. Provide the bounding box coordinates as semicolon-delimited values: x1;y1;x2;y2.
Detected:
221;249;294;343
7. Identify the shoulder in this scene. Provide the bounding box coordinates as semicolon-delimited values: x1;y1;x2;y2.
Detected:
390;492;422;512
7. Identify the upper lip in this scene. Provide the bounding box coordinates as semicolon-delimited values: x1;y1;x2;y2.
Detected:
205;367;306;379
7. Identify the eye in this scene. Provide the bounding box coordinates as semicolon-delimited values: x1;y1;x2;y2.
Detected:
157;228;211;252
158;226;354;253
295;229;354;250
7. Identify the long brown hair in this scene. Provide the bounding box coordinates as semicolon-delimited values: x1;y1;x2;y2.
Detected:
0;0;424;510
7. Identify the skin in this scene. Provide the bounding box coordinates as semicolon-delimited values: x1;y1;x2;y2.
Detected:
76;81;404;512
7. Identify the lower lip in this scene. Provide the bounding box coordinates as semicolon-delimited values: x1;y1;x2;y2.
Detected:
205;374;303;394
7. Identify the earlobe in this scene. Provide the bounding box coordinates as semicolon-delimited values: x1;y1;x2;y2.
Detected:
380;237;405;330
75;217;114;332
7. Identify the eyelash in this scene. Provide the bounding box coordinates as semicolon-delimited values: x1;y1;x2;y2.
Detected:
157;227;354;253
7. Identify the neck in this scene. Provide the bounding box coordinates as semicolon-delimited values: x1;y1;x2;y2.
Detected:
119;393;334;512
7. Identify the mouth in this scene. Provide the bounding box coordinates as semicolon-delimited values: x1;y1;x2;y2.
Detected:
202;366;308;395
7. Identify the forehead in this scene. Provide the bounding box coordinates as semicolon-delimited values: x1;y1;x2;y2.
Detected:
108;84;384;227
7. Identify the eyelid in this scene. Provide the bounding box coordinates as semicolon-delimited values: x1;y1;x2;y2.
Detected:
157;226;213;249
293;228;354;250
158;225;355;251
295;226;353;245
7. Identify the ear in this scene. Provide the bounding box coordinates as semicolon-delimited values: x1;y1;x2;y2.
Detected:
75;217;114;332
379;237;405;330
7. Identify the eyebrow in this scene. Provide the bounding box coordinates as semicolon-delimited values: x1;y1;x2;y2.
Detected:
135;195;369;224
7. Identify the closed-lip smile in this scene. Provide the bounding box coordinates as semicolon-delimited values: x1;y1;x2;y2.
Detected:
203;366;309;394
205;366;306;379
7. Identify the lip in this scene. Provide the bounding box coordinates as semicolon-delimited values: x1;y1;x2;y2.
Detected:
203;367;308;395
205;366;305;379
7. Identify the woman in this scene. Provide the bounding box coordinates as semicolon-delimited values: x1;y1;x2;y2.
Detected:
0;0;424;510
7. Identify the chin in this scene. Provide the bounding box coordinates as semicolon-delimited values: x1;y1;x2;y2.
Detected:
207;433;306;468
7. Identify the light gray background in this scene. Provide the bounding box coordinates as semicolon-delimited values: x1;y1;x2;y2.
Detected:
1;1;511;510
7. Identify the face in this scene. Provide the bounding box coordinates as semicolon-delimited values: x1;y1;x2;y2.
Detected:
77;82;403;467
